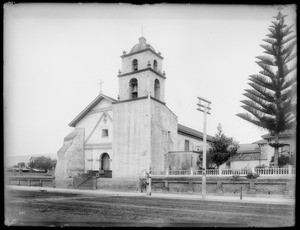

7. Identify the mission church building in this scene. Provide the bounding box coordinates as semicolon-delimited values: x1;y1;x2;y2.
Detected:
55;37;213;188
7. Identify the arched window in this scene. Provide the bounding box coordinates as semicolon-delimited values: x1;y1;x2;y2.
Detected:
153;59;158;70
154;79;160;100
100;153;110;171
129;78;138;99
132;59;138;71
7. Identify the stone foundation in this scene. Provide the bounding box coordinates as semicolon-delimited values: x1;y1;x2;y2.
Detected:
55;178;74;189
96;178;140;192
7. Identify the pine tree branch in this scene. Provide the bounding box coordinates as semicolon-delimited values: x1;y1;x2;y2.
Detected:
245;89;274;103
283;52;297;64
247;84;274;101
243;93;276;114
249;75;274;91
241;100;275;116
260;44;275;55
256;55;276;66
262;38;276;45
282;25;293;37
281;75;296;91
283;64;297;77
256;61;277;77
236;113;265;128
282;35;296;45
281;40;296;56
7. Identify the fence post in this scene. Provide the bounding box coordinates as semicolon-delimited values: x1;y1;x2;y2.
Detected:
288;165;292;176
240;186;242;200
219;168;222;176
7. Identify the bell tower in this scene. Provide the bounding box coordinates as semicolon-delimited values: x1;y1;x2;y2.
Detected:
112;37;178;178
117;36;166;102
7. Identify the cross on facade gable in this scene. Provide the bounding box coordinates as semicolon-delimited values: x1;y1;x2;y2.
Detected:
98;79;104;94
141;25;143;36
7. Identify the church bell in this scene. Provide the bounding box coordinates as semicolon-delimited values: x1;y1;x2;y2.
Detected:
132;86;137;93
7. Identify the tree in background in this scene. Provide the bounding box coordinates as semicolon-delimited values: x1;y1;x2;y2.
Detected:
13;162;26;168
236;9;296;168
271;153;292;167
208;124;239;168
18;162;26;167
28;156;57;172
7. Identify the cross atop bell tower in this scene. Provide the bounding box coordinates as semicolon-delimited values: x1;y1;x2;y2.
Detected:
117;37;166;103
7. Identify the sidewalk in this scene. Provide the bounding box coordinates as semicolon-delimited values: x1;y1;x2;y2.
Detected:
5;185;295;205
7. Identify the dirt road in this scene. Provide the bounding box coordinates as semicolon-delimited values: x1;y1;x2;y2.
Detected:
5;188;294;227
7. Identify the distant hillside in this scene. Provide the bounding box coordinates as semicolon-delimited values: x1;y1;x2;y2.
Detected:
5;153;57;167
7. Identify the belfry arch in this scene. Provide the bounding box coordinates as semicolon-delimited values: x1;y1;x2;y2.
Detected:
132;59;138;71
154;79;160;100
153;59;158;70
129;78;138;99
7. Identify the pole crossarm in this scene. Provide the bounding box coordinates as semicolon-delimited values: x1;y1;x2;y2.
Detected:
197;96;211;104
197;108;211;114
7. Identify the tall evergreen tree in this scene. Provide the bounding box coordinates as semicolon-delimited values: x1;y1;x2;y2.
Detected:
237;10;297;168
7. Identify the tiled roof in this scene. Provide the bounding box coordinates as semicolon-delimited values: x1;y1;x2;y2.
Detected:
261;130;295;139
69;94;117;127
231;152;266;161
237;144;260;154
252;139;268;144
178;124;213;142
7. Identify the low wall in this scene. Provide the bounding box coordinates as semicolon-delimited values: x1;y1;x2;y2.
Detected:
96;176;295;197
151;176;295;197
7;176;55;188
96;178;140;191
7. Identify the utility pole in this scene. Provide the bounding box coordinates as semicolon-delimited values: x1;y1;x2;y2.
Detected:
197;96;211;198
147;75;152;196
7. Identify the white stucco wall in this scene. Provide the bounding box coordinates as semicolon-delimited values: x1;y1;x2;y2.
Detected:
75;98;113;172
84;148;113;171
151;100;178;173
230;160;269;169
177;133;210;152
113;98;151;178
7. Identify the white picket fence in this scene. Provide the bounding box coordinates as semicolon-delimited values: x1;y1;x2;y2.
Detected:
150;167;295;177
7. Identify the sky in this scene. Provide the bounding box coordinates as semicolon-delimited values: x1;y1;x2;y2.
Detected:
4;3;297;158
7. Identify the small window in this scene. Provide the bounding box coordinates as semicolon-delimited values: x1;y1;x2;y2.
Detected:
153;59;158;70
132;59;138;71
184;140;190;151
102;129;108;137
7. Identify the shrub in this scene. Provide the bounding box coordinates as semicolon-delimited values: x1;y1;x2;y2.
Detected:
231;174;240;181
246;171;259;179
271;154;292;167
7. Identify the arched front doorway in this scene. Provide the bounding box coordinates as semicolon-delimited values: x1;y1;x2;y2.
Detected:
100;153;110;171
98;153;112;178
